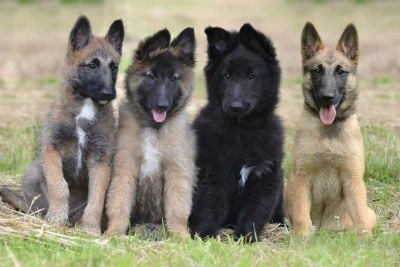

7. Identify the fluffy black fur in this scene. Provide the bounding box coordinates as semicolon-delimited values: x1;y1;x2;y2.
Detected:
189;23;284;242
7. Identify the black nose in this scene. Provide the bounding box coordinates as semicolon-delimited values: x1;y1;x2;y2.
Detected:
99;89;116;100
229;101;244;113
156;99;169;111
321;92;335;105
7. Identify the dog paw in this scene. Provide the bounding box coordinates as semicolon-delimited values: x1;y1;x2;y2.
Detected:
292;228;311;241
168;228;190;240
45;210;69;226
77;222;101;236
105;227;127;237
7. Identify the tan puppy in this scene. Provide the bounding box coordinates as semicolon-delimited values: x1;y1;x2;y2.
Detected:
0;16;124;235
284;22;376;240
106;28;196;237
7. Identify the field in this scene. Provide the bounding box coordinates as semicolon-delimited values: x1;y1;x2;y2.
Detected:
0;0;399;266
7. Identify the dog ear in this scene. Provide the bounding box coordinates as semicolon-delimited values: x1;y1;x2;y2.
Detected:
171;27;196;66
105;19;124;55
135;29;171;60
301;22;324;62
69;15;92;51
239;23;277;61
205;26;231;59
336;24;359;65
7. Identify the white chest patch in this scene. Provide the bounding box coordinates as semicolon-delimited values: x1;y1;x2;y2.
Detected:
239;165;255;188
75;99;96;173
139;128;162;179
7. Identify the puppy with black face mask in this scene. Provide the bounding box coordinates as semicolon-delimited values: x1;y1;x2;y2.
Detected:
0;16;124;235
284;22;376;240
106;28;197;238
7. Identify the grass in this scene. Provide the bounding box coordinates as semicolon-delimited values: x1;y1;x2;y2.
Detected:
0;224;399;266
1;0;399;266
0;123;40;176
0;123;399;266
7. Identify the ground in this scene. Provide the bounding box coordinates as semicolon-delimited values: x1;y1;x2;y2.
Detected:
0;1;399;266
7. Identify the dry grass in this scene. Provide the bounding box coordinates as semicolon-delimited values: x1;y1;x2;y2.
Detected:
0;1;399;265
0;185;288;248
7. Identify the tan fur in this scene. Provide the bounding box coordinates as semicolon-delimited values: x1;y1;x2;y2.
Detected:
0;17;124;235
38;37;118;234
106;101;196;237
106;37;196;237
285;24;376;240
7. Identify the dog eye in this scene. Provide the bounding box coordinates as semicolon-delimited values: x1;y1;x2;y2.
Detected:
169;74;179;82
146;71;156;80
223;73;231;79
109;62;118;72
88;63;97;69
87;58;100;69
248;73;256;80
312;67;321;74
336;66;348;76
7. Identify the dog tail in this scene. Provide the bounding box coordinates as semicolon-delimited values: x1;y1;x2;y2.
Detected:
0;187;29;213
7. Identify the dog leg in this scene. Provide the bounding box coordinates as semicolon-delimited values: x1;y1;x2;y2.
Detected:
78;161;111;235
163;157;195;238
285;173;312;240
0;188;29;212
343;175;376;234
189;181;232;238
22;161;49;215
235;164;283;242
106;146;138;236
42;147;69;226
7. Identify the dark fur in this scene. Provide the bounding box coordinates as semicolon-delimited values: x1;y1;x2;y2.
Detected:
0;16;124;234
106;28;196;237
189;23;284;242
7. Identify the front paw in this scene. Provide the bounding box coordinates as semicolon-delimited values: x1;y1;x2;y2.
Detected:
105;226;127;237
168;228;190;240
234;223;259;243
45;209;69;226
292;221;312;241
77;221;101;236
191;223;219;239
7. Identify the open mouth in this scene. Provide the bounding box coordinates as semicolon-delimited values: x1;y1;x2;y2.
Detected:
319;104;336;125
151;109;167;123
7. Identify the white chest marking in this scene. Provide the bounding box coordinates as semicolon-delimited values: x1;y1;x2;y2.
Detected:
239;165;255;188
75;99;96;173
140;128;162;179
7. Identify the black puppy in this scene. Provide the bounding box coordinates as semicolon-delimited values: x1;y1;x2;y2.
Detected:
189;23;284;242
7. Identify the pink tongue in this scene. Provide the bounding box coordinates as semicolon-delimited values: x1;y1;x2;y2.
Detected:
151;110;167;123
319;105;336;125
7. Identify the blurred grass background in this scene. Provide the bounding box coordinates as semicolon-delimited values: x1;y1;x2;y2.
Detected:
0;1;399;266
0;0;399;128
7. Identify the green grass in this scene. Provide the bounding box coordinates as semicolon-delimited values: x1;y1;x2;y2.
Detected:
0;123;40;176
0;229;399;266
0;123;398;266
363;125;400;185
1;1;399;265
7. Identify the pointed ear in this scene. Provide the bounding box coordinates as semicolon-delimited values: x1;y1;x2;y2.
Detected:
105;19;124;55
239;23;277;61
301;22;324;62
336;23;359;64
205;26;231;59
135;29;171;60
69;15;92;51
171;27;195;66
